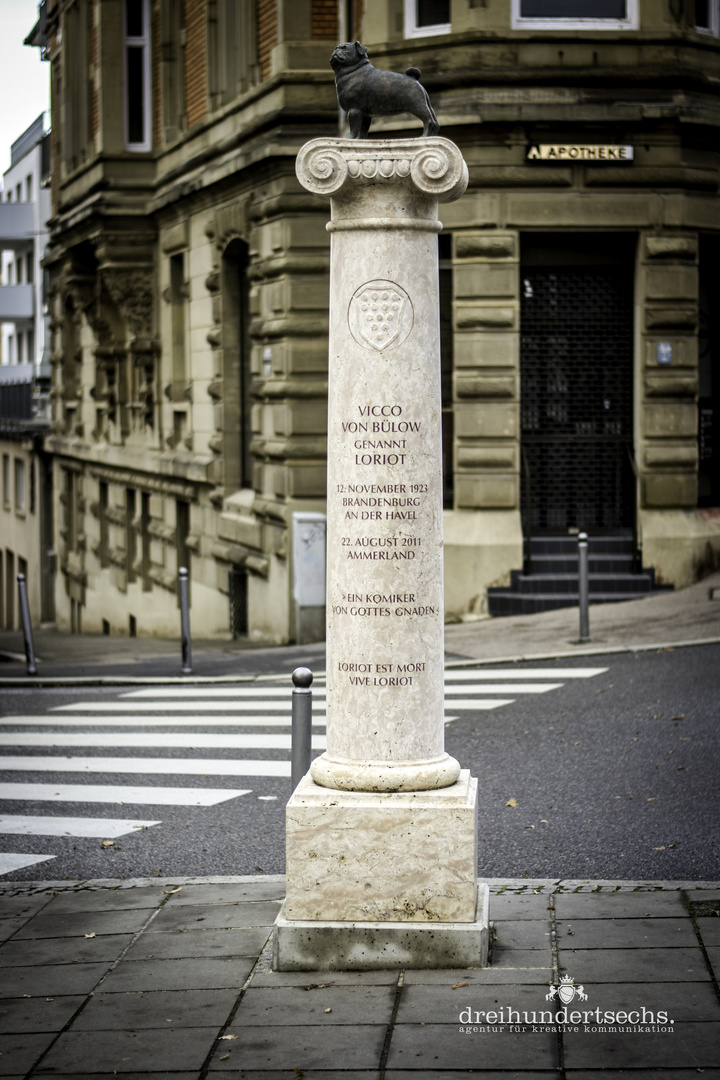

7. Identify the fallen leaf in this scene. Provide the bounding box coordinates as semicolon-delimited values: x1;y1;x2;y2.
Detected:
647;798;656;802
219;1034;238;1041
101;840;115;848
505;798;518;807
84;933;96;939
653;846;666;850
324;1007;332;1013
540;819;549;823
452;981;469;989
219;1053;230;1061
163;887;182;894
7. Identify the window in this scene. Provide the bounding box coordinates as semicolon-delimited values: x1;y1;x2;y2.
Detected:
124;0;152;150
511;0;638;29
405;0;451;38
2;454;9;506
64;0;91;170
209;0;258;108
170;252;188;389
696;0;720;34
25;175;32;202
15;460;26;512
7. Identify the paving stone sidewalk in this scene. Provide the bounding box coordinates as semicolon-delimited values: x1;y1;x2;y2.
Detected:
0;875;718;1077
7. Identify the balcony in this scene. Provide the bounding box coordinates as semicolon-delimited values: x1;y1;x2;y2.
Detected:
0;203;34;249
0;285;34;319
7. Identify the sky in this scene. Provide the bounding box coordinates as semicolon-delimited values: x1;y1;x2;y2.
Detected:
0;0;50;182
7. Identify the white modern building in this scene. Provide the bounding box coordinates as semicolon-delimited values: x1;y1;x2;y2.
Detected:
1;114;51;385
0;114;54;631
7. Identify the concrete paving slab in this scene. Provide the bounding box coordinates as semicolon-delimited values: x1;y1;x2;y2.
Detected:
0;962;110;996
402;967;552;985
0;917;36;942
44;888;166;914
12;908;152;940
489;945;553;970
0;932;134;967
557;946;710;981
706;946;720;976
124;926;272;961
697;917;720;946
387;1023;559;1070
149;901;280;932
386;1074;553;1080
555;916;697;948
249;967;400;987
571;981;720;1022
397;983;543;1024
72;989;238;1030
492;920;552;949
685;890;720;901
0;1032;57;1075
36;1027;215;1074
566;1071;720;1080
0;995;85;1032
32;1075;197;1080
236;984;395;1025
205;1024;387;1071
215;1074;381;1080
488;893;555;920
99;955;256;992
553;891;689;919
167;880;285;905
563;1021;720;1068
0;895;51;919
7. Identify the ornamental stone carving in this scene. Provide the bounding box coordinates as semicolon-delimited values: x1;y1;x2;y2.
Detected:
295;137;468;207
103;269;155;340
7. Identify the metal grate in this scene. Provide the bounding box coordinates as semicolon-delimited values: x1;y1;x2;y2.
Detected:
520;266;635;534
228;567;248;637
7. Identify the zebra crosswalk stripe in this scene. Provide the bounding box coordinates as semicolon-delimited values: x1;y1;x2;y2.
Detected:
0;783;253;805
0;665;608;873
0;815;161;838
0;756;291;777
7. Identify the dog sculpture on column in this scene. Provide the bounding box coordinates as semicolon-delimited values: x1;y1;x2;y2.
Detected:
330;41;440;139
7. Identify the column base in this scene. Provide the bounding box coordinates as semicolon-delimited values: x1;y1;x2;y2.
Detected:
310;751;461;792
273;884;489;971
284;770;478;922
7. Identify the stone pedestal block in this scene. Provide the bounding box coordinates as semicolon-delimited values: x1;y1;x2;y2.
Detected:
285;770;478;923
273;885;489;972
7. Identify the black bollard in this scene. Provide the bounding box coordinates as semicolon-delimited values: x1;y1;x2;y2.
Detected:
178;567;192;674
578;532;590;643
17;573;38;676
291;667;313;791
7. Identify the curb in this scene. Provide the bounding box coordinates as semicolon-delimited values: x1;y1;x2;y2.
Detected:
1;635;719;686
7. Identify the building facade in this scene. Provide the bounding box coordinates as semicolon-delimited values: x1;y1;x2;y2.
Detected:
41;0;720;641
0;115;53;630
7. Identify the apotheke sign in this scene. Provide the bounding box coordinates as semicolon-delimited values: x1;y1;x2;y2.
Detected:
528;144;634;161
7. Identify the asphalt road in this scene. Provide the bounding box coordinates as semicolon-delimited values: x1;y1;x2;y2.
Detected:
0;643;718;882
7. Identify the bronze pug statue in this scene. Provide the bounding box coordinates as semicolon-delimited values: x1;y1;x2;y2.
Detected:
330;41;440;139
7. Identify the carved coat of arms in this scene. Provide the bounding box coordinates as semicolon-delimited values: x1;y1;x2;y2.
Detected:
348;279;414;352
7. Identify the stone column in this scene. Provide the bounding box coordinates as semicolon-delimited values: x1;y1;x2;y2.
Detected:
274;138;488;971
297;136;467;793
